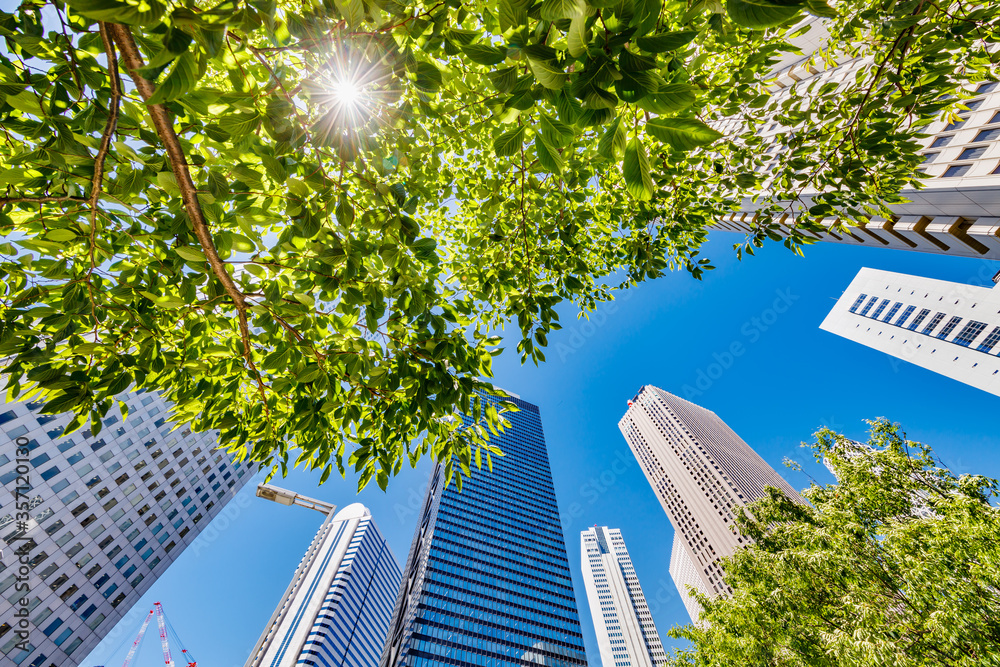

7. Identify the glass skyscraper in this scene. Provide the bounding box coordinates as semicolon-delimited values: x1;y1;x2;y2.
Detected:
380;393;588;667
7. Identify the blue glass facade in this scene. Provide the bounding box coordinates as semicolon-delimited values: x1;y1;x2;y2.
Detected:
381;395;588;667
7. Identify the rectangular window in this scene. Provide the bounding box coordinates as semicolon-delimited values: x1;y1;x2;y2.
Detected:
936;315;962;339
921;152;938;164
894;305;915;326
870;299;891;319
976;326;1000;352
977;81;998;94
953;321;987;346
974;128;1000;142
921;312;946;334
930;135;952;148
958;146;988;160
942;164;972;178
40;466;60;481
858;296;879;316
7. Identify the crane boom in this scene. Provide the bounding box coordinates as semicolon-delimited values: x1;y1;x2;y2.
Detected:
154;602;174;667
121;611;154;667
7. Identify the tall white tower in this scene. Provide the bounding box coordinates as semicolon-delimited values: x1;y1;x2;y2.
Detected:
618;386;801;621
246;497;401;667
580;526;666;667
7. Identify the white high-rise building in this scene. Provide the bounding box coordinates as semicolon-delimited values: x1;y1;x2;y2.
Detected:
618;386;801;622
710;17;1000;260
247;498;401;667
820;267;1000;397
667;535;711;623
0;390;255;666
580;526;666;667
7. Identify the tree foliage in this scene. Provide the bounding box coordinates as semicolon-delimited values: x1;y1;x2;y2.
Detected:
667;419;1000;667
0;0;997;488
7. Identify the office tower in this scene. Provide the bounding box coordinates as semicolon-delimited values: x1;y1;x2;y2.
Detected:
667;535;711;623
381;393;588;667
618;386;801;621
0;390;254;666
820;267;1000;397
246;497;401;667
710;18;1000;260
580;526;666;667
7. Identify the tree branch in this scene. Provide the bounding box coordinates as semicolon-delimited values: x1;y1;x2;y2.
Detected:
106;22;271;416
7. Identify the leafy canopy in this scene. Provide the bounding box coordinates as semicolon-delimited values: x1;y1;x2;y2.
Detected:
667;419;1000;667
0;0;997;489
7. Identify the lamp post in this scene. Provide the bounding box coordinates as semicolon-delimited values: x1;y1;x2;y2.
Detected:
244;484;338;667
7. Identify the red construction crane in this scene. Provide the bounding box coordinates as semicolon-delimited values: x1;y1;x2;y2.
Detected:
118;602;197;667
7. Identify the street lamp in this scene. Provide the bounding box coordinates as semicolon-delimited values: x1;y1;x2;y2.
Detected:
245;484;338;667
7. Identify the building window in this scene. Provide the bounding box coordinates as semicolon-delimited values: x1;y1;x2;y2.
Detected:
882;302;902;322
942;164;972;178
894;305;916;326
921;312;946;335
976;326;1000;352
858;296;879;316
936;316;962;339
958;146;988;160
973;128;1000;142
953;321;988;347
930;135;952;148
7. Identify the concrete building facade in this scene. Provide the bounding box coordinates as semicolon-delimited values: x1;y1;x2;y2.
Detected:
618;386;801;621
580;526;666;667
247;502;401;667
0;390;254;666
820;266;1000;396
710;17;1000;260
380;393;588;667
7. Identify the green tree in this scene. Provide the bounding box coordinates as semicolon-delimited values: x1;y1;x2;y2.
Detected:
667;419;1000;667
0;0;996;488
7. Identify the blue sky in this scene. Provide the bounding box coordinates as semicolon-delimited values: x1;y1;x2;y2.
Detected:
83;234;1000;667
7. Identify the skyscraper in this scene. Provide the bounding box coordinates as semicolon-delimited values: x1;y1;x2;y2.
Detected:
820;266;1000;397
710;18;1000;260
580;526;666;667
0;390;255;666
246;494;401;667
618;386;800;621
380;393;588;667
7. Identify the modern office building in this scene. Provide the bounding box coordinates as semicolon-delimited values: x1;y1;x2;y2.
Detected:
0;390;255;666
820;267;1000;397
380;393;588;667
667;535;711;623
246;492;401;667
710;17;1000;260
580;526;666;667
618;386;801;621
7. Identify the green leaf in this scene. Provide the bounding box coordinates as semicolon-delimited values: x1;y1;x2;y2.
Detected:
526;55;567;91
147;52;204;105
726;0;804;28
567;15;589;59
536;135;564;173
463;44;508;66
414;61;443;92
540;0;585;20
493;125;526;157
489;67;518;93
499;0;528;31
623;137;654;201
175;246;207;262
635;30;699;53
646;117;724;150
335;0;365;29
598;116;626;159
637;83;697;113
65;0;166;25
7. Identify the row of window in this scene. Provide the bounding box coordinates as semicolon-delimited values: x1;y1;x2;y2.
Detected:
849;293;1000;353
